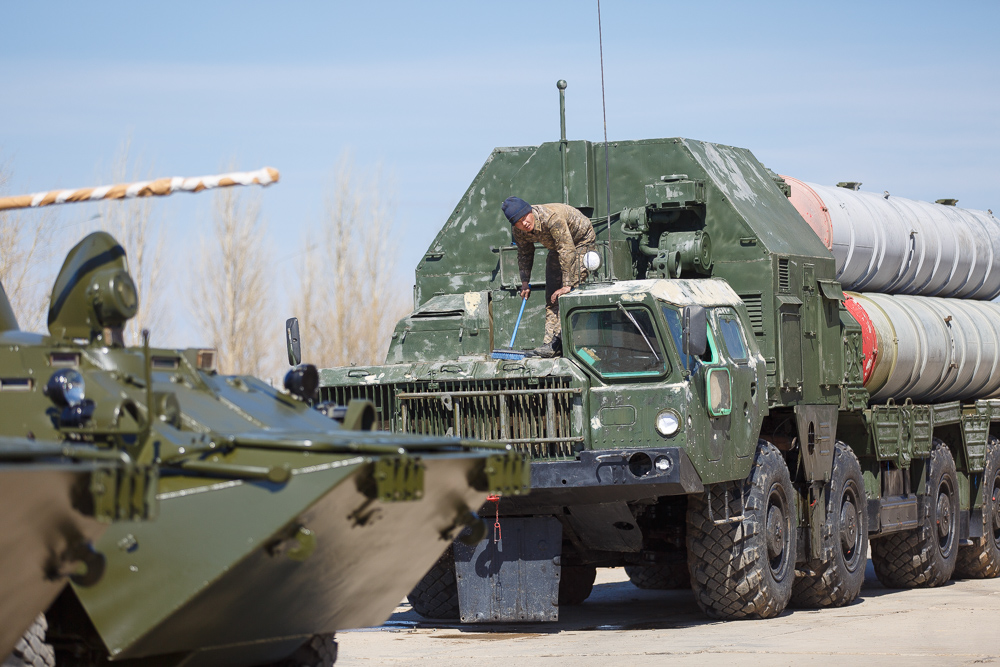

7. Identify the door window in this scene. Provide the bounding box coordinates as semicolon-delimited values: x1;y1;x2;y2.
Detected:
716;310;749;361
661;305;717;369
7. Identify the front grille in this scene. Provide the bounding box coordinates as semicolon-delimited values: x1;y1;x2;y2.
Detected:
319;376;583;460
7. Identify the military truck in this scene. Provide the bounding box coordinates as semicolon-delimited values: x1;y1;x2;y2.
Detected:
1;175;527;665
318;81;1000;622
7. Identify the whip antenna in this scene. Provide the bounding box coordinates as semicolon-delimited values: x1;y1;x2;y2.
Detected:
597;0;613;278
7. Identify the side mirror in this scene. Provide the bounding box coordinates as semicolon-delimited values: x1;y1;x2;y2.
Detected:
286;317;301;366
682;305;707;357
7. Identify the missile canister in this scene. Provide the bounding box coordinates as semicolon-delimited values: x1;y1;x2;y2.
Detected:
784;175;1000;299
846;292;1000;402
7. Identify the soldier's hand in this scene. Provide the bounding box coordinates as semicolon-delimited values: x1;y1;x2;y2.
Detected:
520;283;531;299
550;286;571;304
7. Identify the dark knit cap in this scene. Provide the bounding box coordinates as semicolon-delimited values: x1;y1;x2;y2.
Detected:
501;197;531;225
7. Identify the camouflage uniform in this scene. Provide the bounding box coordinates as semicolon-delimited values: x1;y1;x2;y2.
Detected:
512;203;596;343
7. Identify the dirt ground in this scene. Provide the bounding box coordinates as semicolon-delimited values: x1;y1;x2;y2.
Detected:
338;561;1000;666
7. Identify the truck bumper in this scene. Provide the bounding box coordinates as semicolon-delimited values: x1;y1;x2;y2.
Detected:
504;447;704;514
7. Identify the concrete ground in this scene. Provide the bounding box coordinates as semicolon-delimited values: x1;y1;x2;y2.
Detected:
338;561;1000;666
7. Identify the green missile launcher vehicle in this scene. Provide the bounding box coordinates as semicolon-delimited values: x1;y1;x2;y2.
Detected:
319;80;1000;622
2;174;527;665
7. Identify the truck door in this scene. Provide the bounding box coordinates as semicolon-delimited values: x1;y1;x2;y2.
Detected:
713;307;758;461
662;305;758;473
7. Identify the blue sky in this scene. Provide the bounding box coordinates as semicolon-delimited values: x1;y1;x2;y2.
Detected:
2;0;998;347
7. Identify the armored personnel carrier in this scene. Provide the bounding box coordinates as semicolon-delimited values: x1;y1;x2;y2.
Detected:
319;80;1000;622
0;282;155;665
1;168;276;665
2;174;527;665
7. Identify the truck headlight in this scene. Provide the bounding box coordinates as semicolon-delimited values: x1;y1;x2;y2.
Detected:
45;369;86;407
655;409;680;436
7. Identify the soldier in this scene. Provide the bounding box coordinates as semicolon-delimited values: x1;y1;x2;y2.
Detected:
502;196;596;358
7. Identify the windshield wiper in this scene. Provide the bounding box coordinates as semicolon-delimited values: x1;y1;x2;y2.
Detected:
617;303;660;361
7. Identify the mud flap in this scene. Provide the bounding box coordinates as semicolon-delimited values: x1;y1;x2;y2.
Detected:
453;517;561;623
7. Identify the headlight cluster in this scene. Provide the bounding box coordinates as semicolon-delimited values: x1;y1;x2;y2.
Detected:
45;368;95;427
655;409;680;436
45;369;86;407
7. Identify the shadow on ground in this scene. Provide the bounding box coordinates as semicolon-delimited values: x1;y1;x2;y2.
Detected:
348;558;920;636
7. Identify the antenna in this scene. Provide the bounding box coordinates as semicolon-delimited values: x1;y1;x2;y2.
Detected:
597;0;614;280
558;79;568;204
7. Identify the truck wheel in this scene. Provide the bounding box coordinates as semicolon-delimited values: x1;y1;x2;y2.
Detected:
791;442;868;608
406;547;460;619
3;614;55;667
686;440;796;619
267;634;338;667
624;561;690;590
956;436;1000;579
559;565;597;605
872;440;958;588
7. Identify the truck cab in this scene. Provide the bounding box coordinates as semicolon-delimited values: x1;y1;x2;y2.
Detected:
559;278;765;484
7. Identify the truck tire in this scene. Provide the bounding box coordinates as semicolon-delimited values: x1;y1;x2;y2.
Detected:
268;634;338;667
956;436;1000;579
559;565;597;605
406;547;460;619
624;561;690;590
872;440;958;588
686;440;796;619
791;442;868;608
3;615;55;667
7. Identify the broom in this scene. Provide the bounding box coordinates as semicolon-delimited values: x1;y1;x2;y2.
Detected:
492;296;528;360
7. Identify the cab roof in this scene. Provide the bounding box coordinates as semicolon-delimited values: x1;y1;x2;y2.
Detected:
578;278;743;308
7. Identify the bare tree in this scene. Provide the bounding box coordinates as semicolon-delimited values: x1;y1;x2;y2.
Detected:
194;182;273;376
0;158;57;332
292;155;410;368
92;140;168;345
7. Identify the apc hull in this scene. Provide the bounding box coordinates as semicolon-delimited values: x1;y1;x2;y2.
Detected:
70;453;490;666
0;464;105;658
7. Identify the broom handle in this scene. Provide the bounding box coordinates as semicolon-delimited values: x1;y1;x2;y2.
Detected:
509;296;528;348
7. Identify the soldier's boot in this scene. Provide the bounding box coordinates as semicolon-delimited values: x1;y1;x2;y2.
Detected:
531;335;562;359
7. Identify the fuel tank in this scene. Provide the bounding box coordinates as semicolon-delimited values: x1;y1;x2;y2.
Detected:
785;176;1000;299
846;292;1000;403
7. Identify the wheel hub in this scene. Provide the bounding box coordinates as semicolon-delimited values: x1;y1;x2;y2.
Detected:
840;499;858;553
937;491;951;539
766;504;785;559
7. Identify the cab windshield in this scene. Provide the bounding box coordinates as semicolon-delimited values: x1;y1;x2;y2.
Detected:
568;307;668;378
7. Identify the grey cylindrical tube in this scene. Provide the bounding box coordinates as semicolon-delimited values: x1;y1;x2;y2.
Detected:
786;176;1000;299
850;292;1000;402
